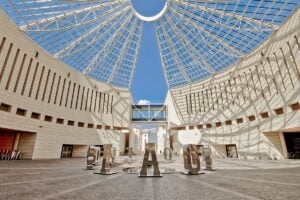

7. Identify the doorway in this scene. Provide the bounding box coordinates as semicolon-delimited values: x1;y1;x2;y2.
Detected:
124;133;129;155
226;144;238;158
0;127;36;159
284;132;300;159
61;145;73;158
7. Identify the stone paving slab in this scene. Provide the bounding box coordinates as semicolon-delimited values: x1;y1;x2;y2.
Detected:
0;156;300;200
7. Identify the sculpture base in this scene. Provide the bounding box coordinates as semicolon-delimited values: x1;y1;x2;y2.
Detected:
205;168;216;171
181;171;205;175
138;174;162;178
83;166;95;170
94;171;118;175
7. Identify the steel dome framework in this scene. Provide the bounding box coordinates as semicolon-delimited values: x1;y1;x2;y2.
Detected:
1;0;299;88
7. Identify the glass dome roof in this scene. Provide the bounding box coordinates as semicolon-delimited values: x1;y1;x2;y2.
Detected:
1;0;299;88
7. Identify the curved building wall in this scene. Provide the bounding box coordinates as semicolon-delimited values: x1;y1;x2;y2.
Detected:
168;8;300;159
0;9;132;159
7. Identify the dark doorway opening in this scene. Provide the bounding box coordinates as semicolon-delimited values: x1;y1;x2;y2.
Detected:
124;133;129;155
61;144;73;158
169;135;174;151
284;132;300;159
226;144;238;158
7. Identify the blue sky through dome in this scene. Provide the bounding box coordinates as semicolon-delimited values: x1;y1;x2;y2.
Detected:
131;0;168;104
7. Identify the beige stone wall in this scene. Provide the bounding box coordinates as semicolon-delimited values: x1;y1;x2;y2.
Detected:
0;9;132;159
17;133;36;159
72;145;89;158
167;8;300;159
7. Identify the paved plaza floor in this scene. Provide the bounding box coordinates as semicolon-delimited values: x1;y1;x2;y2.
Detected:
1;156;300;200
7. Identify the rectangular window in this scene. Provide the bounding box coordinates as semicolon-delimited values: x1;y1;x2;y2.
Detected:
204;89;210;108
28;62;39;97
59;78;66;106
48;73;56;103
193;93;197;111
248;115;256;122
225;120;232;125
75;85;80;109
78;122;84;127
210;87;214;110
202;90;205;112
42;69;51;101
0;43;13;83
273;107;284;115
87;123;94;128
198;92;201;113
13;54;27;93
70;82;76;108
0;103;12;112
260;112;269;119
185;95;189;114
89;90;93;112
56;118;64;124
5;48;20;90
102;93;106;113
16;108;26;116
21;57;34;96
0;37;7;55
98;92;102;113
236;118;243;124
85;88;89;111
110;95;113;114
228;80;234;105
80;87;85;110
289;103;300;111
96;125;102;129
65;80;71;107
197;124;203;129
54;75;61;104
215;122;221;127
94;91;98;112
35;65;45;99
206;123;212;128
44;115;53;122
106;94;110;114
67;120;75;126
31;112;41;120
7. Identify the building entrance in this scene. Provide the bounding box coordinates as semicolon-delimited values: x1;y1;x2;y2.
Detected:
61;145;73;158
0;127;36;159
284;132;300;159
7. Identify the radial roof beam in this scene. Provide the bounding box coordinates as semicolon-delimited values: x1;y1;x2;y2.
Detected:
170;5;244;57
82;13;134;75
154;25;172;89
54;7;130;58
163;13;215;74
107;16;141;84
174;0;279;30
22;3;128;32
128;22;143;88
157;20;192;85
19;1;125;31
169;6;243;58
174;3;271;32
58;9;131;59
